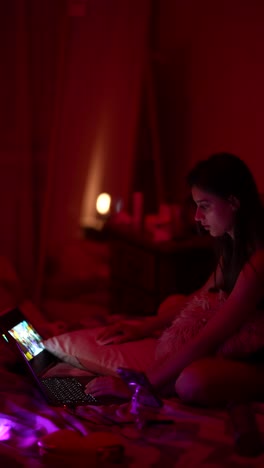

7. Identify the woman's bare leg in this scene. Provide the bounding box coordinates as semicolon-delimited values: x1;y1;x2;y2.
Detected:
175;357;264;407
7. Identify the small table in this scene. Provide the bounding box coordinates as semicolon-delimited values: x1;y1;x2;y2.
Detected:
107;224;215;316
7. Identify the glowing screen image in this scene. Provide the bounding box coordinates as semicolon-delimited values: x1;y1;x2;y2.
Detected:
8;321;44;361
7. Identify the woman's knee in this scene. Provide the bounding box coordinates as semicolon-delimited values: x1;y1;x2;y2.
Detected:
175;360;213;405
175;357;264;406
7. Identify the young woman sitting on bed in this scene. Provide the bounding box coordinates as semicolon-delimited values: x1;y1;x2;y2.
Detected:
85;152;264;407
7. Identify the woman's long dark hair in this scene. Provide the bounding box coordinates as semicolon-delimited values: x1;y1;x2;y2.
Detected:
187;153;264;293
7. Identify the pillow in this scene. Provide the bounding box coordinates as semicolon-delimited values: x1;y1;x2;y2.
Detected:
44;327;157;376
155;291;264;361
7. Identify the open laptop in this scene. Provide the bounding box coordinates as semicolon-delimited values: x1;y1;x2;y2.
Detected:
0;307;118;407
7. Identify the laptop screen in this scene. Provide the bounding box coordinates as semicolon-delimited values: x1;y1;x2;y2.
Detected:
0;308;59;376
7;320;44;361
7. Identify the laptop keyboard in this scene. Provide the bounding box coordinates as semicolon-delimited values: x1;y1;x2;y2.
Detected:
41;376;98;406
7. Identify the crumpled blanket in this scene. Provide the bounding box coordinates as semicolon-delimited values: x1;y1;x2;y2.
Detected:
1;355;264;466
2;362;264;467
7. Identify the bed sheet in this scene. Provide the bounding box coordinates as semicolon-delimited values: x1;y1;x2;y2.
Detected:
1;361;264;467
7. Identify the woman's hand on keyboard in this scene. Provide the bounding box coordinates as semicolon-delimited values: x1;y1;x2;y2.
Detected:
85;376;131;399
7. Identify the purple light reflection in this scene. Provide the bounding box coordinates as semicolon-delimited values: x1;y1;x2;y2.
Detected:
0;419;11;441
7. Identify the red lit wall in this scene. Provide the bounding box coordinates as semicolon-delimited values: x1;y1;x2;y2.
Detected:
156;0;264;198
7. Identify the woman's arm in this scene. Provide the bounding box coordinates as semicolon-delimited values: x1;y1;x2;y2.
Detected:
147;250;264;390
97;265;222;345
96;278;214;344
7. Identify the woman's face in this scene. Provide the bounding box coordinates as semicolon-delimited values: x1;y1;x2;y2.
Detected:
192;186;237;238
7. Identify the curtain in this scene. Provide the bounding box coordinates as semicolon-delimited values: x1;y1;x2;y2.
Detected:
0;0;150;306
